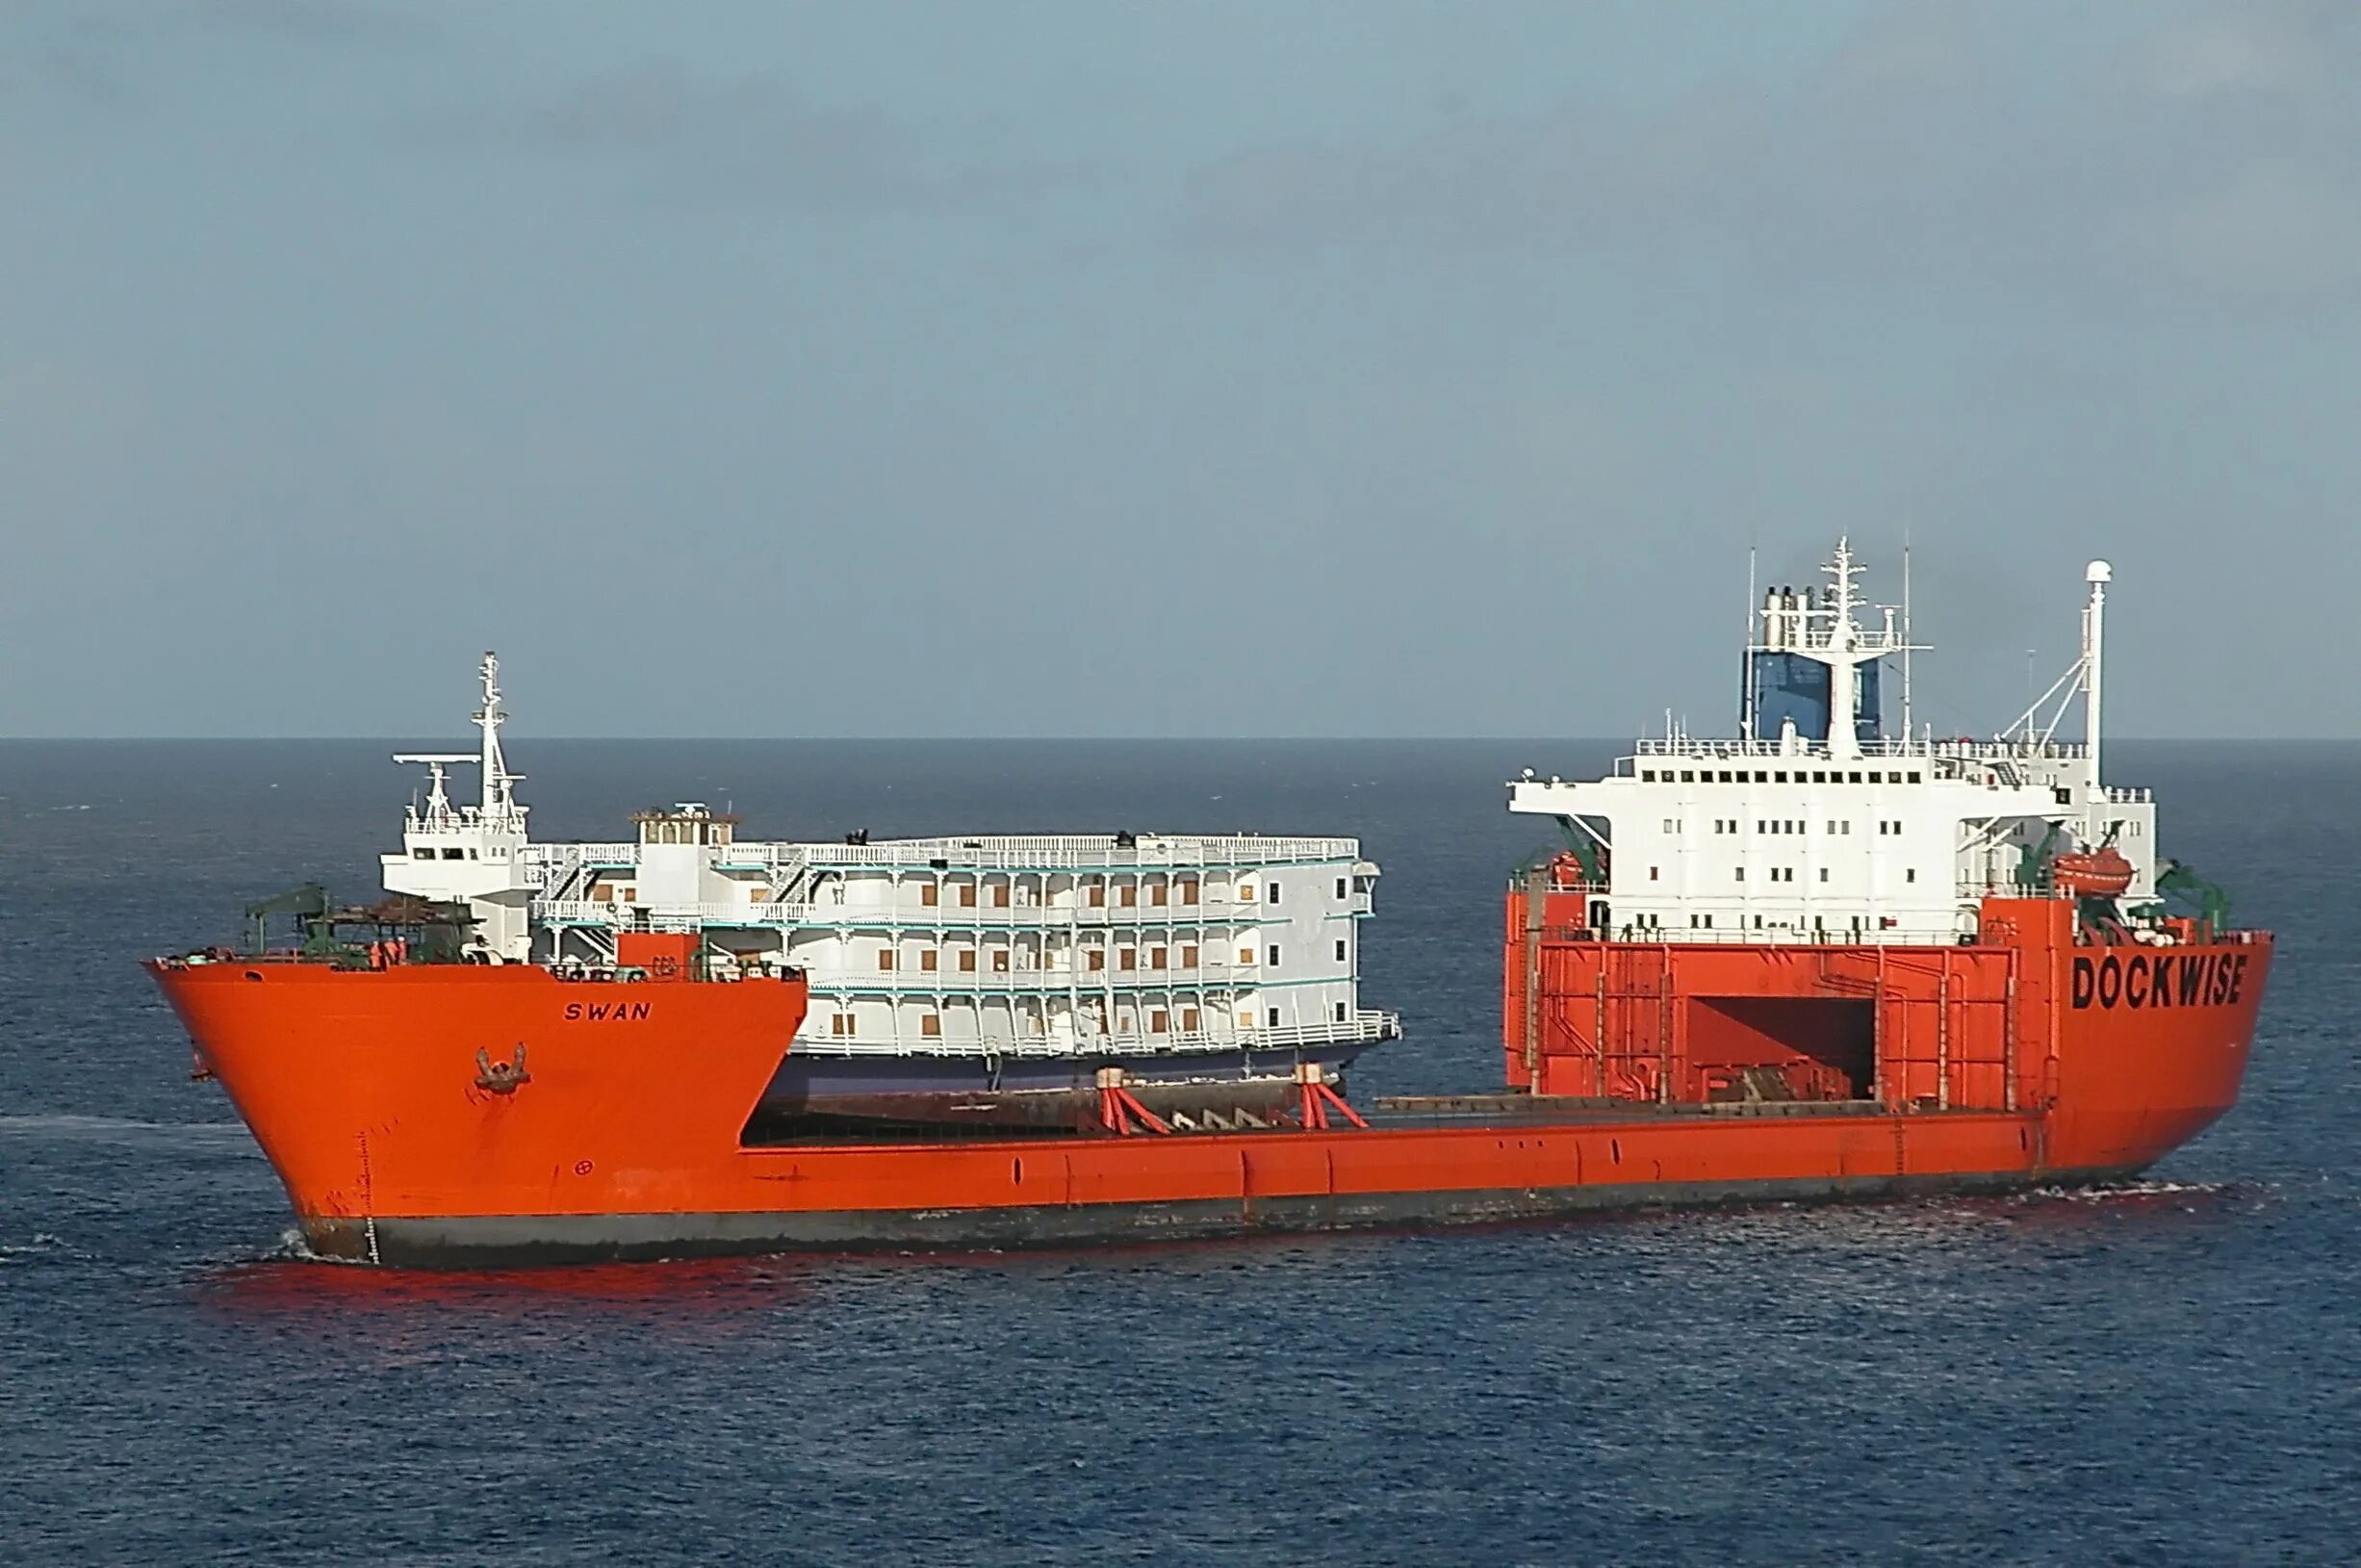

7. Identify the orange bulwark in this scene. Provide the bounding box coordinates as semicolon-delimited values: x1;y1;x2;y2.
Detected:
147;885;2270;1267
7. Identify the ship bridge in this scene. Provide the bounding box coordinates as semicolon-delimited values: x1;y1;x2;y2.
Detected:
1509;547;2157;943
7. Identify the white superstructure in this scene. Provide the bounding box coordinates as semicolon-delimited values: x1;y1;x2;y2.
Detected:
383;662;1392;1065
1507;544;2154;943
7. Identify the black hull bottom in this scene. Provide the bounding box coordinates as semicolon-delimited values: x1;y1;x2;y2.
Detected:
301;1165;2146;1269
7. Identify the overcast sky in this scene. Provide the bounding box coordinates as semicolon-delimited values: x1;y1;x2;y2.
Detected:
5;1;2356;738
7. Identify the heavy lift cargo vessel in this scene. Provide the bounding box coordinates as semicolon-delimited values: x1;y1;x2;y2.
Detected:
148;548;2271;1266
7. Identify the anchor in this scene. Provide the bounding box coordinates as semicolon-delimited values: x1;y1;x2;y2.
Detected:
475;1044;531;1095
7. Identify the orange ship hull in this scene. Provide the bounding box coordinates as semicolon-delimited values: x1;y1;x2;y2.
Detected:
147;894;2271;1267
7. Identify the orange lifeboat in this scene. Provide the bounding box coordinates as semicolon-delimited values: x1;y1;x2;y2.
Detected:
1547;851;1588;890
2052;846;2136;897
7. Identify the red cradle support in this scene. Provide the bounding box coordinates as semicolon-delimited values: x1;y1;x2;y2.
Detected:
1290;1062;1369;1131
1095;1067;1173;1136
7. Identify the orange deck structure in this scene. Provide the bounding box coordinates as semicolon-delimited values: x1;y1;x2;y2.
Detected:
147;896;2271;1268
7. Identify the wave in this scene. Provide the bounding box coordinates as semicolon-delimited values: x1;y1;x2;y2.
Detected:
0;1114;246;1140
2018;1177;2255;1205
0;1232;70;1264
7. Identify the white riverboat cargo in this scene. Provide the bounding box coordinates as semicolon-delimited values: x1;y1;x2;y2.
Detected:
378;658;1397;1130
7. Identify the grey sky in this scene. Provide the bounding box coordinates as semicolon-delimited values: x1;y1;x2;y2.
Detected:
5;0;2355;738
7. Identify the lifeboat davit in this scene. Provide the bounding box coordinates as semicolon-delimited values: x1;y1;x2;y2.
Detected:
2052;846;2136;897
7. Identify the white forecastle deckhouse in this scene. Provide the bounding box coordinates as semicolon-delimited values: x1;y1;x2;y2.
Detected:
1507;543;2154;943
379;655;1394;1064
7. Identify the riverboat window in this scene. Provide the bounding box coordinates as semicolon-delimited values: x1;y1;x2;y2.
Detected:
959;950;976;972
1238;945;1256;964
1264;882;1279;904
1681;771;1695;782
878;950;896;972
1150;946;1168;969
1087;951;1105;971
1335;1002;1348;1022
1151;882;1168;906
1268;1008;1282;1028
1267;945;1282;967
1181;1007;1200;1032
1087;881;1105;908
1335;878;1348;898
1119;883;1137;908
1181;943;1199;967
1906;868;1917;883
1812;771;1828;783
1849;771;1862;784
831;1014;855;1038
1240;1010;1256;1029
958;882;977;908
990;883;1011;908
1910;772;1922;783
1180;880;1199;905
1151;1009;1168;1033
1118;948;1136;971
920;950;938;972
1335;938;1348;961
1820;868;1830;882
1650;867;1659;881
1238;880;1257;903
441;847;464;860
920;1014;941;1038
1734;867;1746;881
920;883;939;907
991;950;1011;972
413;847;433;860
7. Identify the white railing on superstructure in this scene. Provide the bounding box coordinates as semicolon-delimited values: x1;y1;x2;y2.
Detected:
1565;924;1978;948
794;1011;1399;1058
782;835;1359;871
529;898;1302;930
1629;737;2092;763
521;835;1362;885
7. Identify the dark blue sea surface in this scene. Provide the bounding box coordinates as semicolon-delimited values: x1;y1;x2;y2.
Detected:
3;739;2354;1566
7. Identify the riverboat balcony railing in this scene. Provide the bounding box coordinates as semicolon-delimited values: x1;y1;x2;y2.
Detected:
779;835;1358;872
796;1009;1399;1059
530;898;1293;932
802;960;1308;993
524;835;1358;877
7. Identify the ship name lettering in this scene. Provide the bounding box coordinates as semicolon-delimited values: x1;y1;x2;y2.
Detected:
561;1001;654;1022
2069;951;2246;1012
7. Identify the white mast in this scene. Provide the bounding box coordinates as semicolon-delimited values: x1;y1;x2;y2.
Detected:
1743;546;1759;738
1824;538;1864;762
475;651;520;824
2082;561;2111;838
1901;540;1913;749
